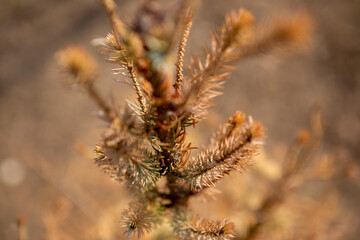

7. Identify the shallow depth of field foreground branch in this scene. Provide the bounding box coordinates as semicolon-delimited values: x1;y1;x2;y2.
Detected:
57;0;356;239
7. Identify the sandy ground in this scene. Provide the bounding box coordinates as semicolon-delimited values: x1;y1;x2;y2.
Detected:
1;0;359;239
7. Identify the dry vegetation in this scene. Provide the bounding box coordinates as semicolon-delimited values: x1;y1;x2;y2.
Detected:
1;0;359;239
54;0;357;239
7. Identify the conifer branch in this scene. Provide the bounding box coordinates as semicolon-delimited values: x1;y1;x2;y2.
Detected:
186;9;254;121
210;111;246;146
102;33;148;118
57;46;113;120
98;0;126;38
174;10;193;92
240;10;313;58
173;213;235;240
94;112;159;190
94;143;159;191
182;118;264;192
99;0;148;116
127;62;147;116
122;203;154;238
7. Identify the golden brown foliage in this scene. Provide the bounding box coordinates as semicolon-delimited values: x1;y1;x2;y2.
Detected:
56;0;355;239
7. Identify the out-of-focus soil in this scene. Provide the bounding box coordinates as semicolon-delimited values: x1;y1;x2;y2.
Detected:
1;0;359;239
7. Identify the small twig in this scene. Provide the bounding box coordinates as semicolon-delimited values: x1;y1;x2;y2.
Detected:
98;0;126;38
127;62;147;115
85;82;113;121
174;10;193;92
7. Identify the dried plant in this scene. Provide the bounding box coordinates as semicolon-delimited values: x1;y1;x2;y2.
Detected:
57;0;356;239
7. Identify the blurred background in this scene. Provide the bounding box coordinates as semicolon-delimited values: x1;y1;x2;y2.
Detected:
0;0;359;239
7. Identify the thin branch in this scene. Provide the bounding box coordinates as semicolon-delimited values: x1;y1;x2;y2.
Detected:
174;10;193;92
99;12;147;117
98;0;126;38
126;62;147;115
57;46;114;121
85;82;113;121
